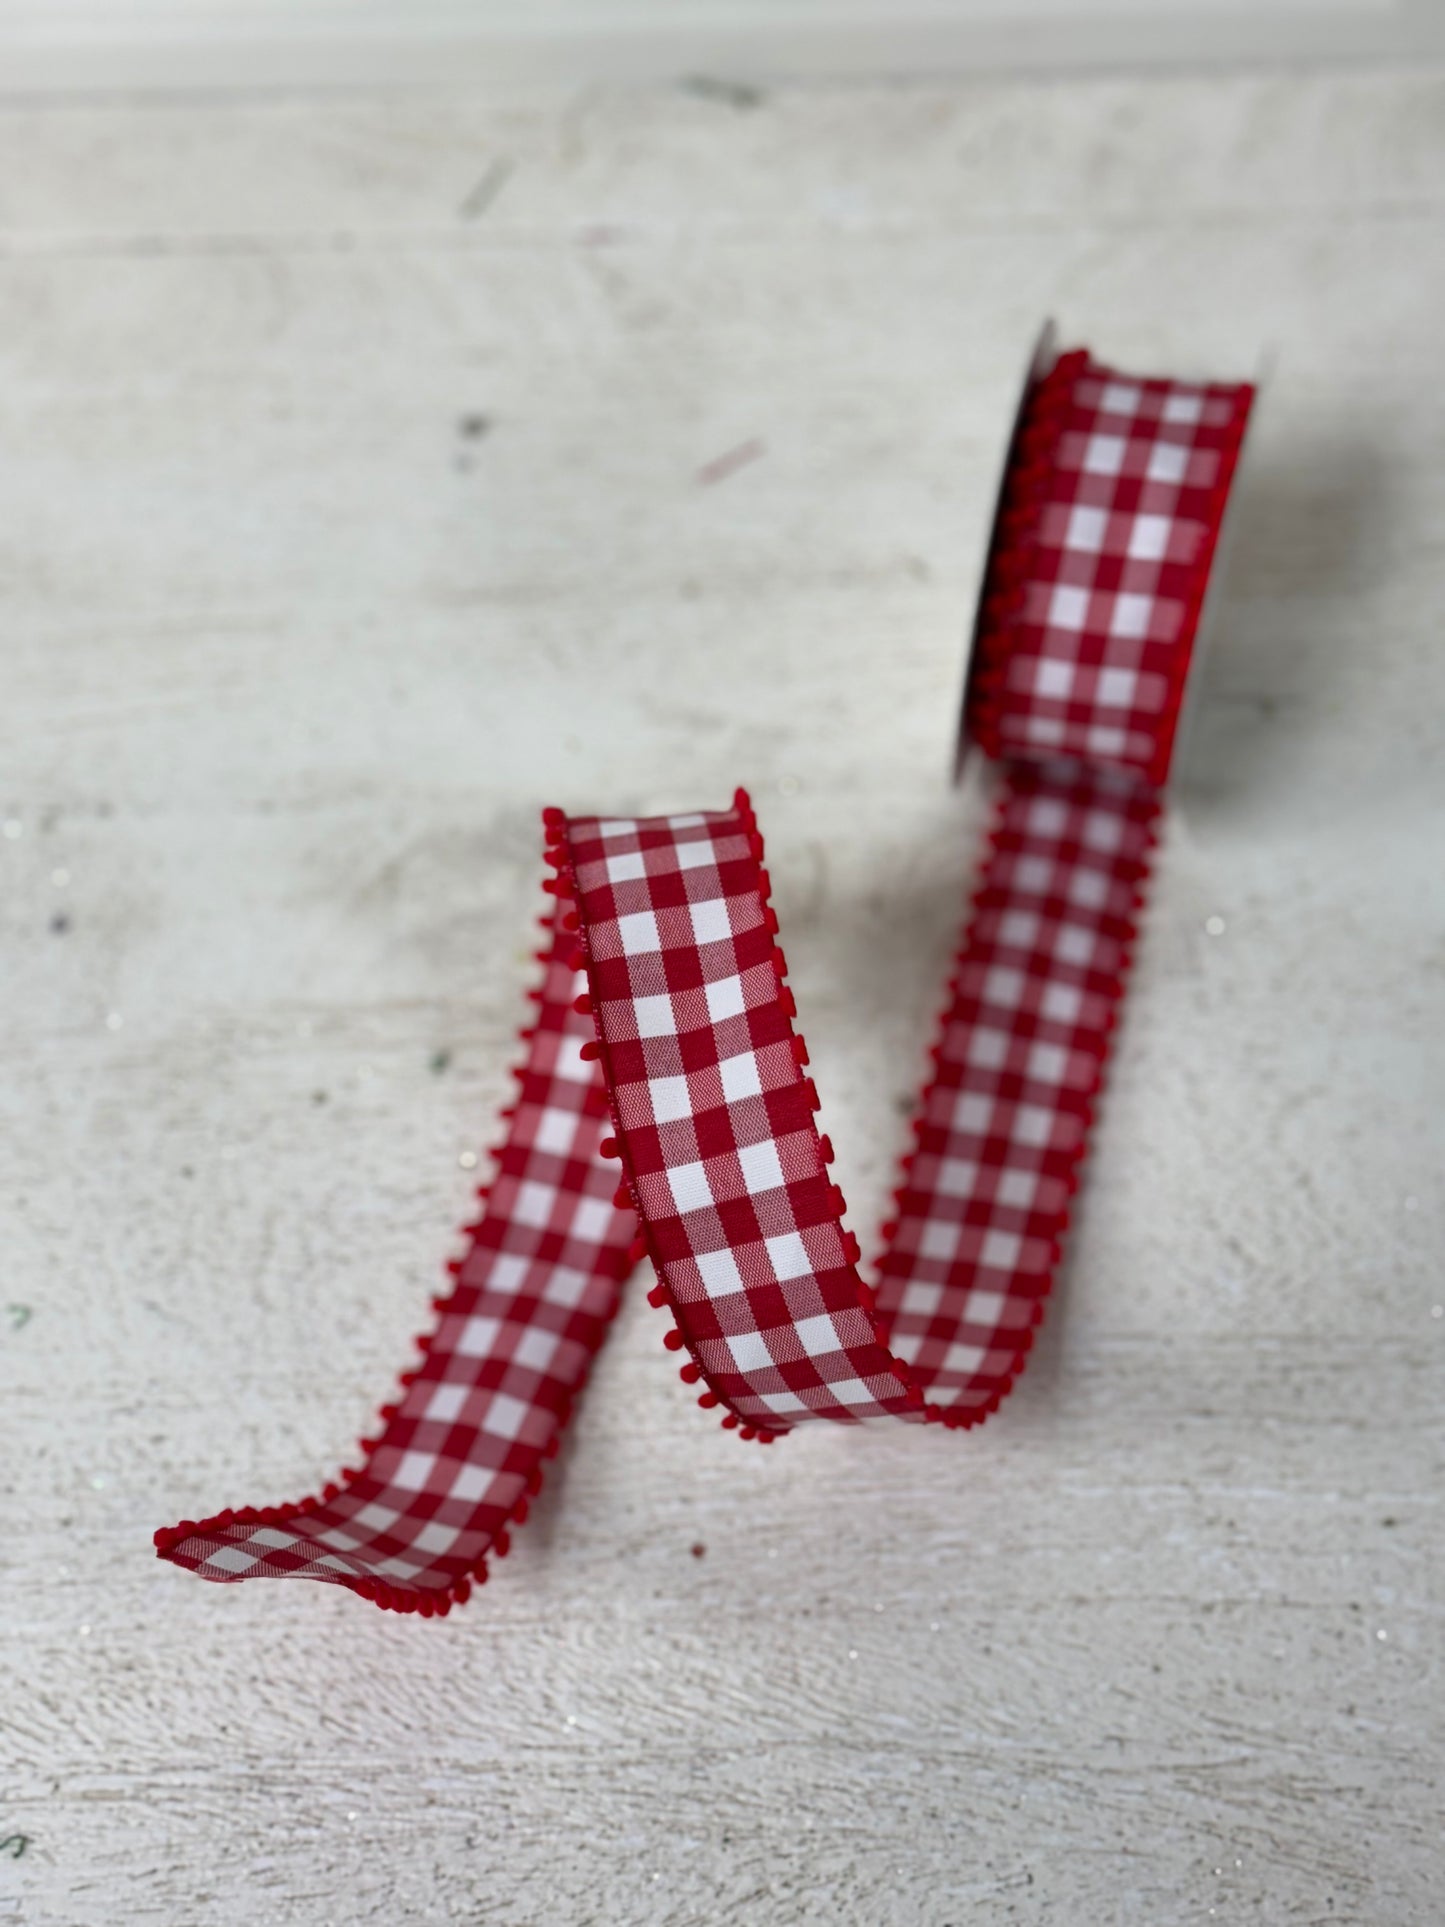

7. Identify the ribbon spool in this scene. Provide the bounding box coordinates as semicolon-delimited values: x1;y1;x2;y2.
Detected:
156;333;1254;1616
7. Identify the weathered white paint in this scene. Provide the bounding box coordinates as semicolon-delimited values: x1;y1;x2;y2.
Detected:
1;1;1443;94
1;67;1441;1927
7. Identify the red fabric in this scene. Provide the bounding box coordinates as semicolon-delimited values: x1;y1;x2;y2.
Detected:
155;342;1253;1614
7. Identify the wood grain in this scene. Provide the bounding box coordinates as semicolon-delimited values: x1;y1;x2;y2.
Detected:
1;67;1441;1926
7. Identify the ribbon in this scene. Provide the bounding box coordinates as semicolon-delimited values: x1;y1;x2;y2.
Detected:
156;335;1253;1615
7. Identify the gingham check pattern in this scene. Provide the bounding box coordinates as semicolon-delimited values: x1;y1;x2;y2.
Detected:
873;764;1157;1417
155;925;637;1612
156;339;1251;1608
566;808;919;1429
971;350;1251;785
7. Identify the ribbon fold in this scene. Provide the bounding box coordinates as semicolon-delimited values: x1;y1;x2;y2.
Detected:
156;338;1253;1615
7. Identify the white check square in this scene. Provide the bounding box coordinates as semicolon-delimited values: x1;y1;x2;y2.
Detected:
1029;796;1069;838
514;1179;553;1227
1085;725;1128;759
205;1544;260;1575
1162;391;1204;425
1056;924;1095;966
533;1108;576;1155
1068;867;1109;909
456;1315;502;1358
942;1342;987;1377
649;1074;692;1124
308;1523;366;1553
412;1520;461;1556
765;1231;812;1281
689;898;732;945
984;966;1024;1007
900;1280;944;1319
669;1160;714;1214
1065;504;1108;552
1081;810;1126;852
617;910;661;955
981;1228;1023;1271
968;1028;1008;1070
920;1220;958;1261
952;1093;993;1134
705;975;745;1022
426;1383;469;1423
249;1526;300;1551
634;993;676;1037
1097;667;1138;708
1028;1042;1068;1086
1016;1106;1052;1147
820;1377;879;1408
738;1139;785;1195
719;1051;763;1103
555;1036;594;1081
543;1265;591;1309
1111;593;1152;639
349;1503;404;1535
570;1196;613;1242
1034;657;1076;698
726;1329;775;1376
1041;982;1083;1025
513;1327;560;1373
937;1156;978;1198
1083;433;1126;476
754;1390;811;1416
493;1248;531;1294
392;1450;436;1491
964;1289;1006;1329
450;1461;497;1503
1127;513;1170;561
997;1168;1038;1210
792;1312;843;1358
482;1392;530;1441
1048;584;1089;632
695;1247;745;1294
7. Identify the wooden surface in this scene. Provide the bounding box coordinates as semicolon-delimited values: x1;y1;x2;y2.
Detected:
7;1;1445;96
2;68;1442;1927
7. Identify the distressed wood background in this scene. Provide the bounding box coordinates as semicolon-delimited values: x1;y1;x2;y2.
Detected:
1;66;1442;1926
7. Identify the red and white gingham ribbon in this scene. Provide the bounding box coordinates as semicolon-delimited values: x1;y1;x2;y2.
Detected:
156;336;1254;1615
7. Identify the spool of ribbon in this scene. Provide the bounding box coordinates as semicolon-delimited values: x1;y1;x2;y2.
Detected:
156;331;1254;1616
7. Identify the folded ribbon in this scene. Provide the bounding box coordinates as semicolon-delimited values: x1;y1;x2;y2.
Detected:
156;335;1253;1615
